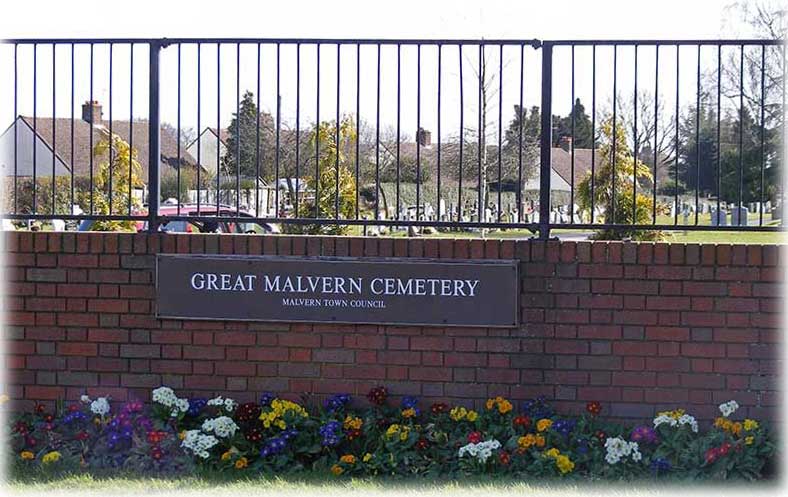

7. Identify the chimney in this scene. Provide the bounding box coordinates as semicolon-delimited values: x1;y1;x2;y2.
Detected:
416;128;432;147
81;100;102;124
558;135;573;152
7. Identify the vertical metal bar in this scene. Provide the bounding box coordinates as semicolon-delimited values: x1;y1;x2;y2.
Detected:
236;42;241;214
632;45;638;225
477;43;483;222
374;43;380;220
674;44;680;226
89;43;94;215
570;44;575;224
275;42;281;216
147;40;161;232
33;43;37;214
517;43;524;223
653;45;659;224
13;43;17;214
294;43;301;218
108;42;113;214
354;43;360;220
216;43;221;213
782;44;786;227
458;44;464;222
196;43;201;214
716;44;721;221
538;42;553;239
591;44;596;223
695;44;701;225
51;43;56;215
128;43;133;215
70;43;74;214
416;43;421;221
497;43;503;222
396;43;401;219
176;43;181;216
335;43;340;219
315;43;320;219
738;44;744;221
611;45;617;224
437;44;442;222
255;43;261;217
759;44;765;226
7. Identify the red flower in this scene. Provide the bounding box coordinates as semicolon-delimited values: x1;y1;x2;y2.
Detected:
513;415;531;429
705;447;720;464
13;421;29;435
75;431;90;441
431;403;449;415
151;446;164;461
586;401;602;416
26;436;37;447
68;405;80;412
147;431;168;445
719;442;731;456
367;386;388;406
499;451;511;465
346;429;362;441
467;431;482;444
416;438;430;451
35;404;46;414
594;430;606;442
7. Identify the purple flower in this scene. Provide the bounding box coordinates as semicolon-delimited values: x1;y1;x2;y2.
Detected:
651;457;671;474
401;396;419;409
631;425;659;444
319;421;342;446
324;394;352;412
259;393;276;407
187;398;207;417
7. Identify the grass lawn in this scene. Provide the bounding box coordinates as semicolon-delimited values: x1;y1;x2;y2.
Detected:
3;473;781;496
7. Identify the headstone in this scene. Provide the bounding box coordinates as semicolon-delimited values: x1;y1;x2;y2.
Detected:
710;208;728;226
731;206;749;226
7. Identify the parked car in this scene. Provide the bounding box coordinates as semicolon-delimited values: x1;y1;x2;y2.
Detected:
78;204;280;234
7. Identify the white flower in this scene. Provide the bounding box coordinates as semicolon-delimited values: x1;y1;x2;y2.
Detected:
605;452;620;464
181;430;219;458
80;395;91;404
719;400;739;418
201;416;239;438
90;397;110;416
678;414;699;433
653;414;678;428
152;386;189;417
604;437;641;465
458;439;501;463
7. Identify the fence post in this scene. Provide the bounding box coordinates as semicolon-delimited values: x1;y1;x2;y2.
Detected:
538;42;553;240
147;39;162;232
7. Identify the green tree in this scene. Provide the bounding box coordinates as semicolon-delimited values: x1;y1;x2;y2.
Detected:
577;118;662;241
288;117;358;235
81;132;144;231
554;98;594;148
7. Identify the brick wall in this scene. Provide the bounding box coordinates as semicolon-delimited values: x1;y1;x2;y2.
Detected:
1;232;783;422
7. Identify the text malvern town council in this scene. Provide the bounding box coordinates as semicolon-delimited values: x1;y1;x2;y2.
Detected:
188;273;482;309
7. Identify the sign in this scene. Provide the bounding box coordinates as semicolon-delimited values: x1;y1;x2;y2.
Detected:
156;255;519;327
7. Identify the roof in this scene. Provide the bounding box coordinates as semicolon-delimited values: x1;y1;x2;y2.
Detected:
15;116;198;182
550;147;600;189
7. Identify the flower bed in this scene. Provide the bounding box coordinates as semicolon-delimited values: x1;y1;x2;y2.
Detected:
6;387;777;481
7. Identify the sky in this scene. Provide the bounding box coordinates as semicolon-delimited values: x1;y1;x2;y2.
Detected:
0;0;778;144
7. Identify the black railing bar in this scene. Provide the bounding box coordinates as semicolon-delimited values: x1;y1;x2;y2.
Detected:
549;39;783;46
51;43;56;215
1;214;149;221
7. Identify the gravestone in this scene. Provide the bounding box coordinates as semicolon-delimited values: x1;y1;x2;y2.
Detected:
731;206;749;226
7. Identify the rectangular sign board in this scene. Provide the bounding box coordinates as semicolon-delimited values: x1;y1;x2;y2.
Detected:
156;255;519;327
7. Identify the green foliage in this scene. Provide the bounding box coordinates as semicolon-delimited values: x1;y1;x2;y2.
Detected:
286;117;358;235
79;133;145;231
553;98;594;148
577;118;663;241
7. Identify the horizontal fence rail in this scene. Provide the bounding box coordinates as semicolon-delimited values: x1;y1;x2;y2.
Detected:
0;38;784;238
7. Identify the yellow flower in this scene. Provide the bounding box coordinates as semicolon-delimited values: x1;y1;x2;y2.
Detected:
401;408;417;419
450;407;467;421
234;457;248;469
221;451;232;461
714;417;726;429
537;419;553;432
744;419;759;431
344;416;363;431
657;409;685;420
466;410;478;422
731;422;743;436
517;435;532;448
340;454;356;465
400;431;409;442
276;420;287;430
41;451;61;464
498;400;513;414
20;451;34;460
485;399;495;410
555;454;575;474
745;436;754;445
535;435;546;447
363;453;373;463
179;430;187;440
0;394;9;404
331;464;344;476
544;448;561;458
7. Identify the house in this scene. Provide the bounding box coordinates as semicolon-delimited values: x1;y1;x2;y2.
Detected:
185;127;228;172
549;136;600;191
0;100;198;184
